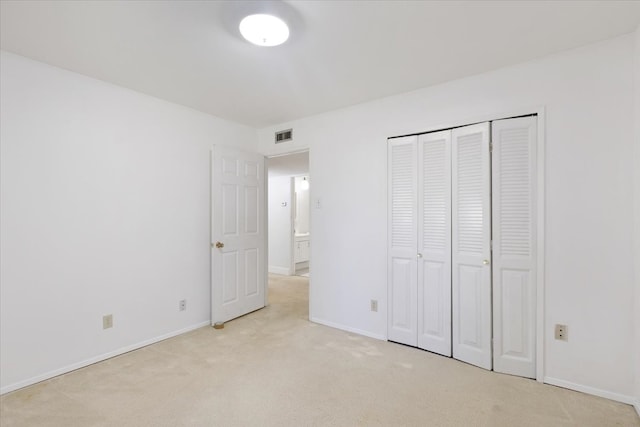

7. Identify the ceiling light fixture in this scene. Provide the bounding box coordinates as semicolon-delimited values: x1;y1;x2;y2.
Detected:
239;14;289;47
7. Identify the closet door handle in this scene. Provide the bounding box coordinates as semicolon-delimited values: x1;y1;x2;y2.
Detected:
417;253;423;258
483;259;490;265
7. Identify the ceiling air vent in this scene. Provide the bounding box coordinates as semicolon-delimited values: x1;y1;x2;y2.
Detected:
275;128;293;143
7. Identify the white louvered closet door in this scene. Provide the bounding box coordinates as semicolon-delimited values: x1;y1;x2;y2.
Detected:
417;131;452;356
388;136;418;346
452;122;492;370
492;117;537;378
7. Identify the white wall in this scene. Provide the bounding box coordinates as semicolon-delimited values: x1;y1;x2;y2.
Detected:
268;176;292;275
0;51;257;393
634;26;640;415
294;176;310;235
258;35;637;402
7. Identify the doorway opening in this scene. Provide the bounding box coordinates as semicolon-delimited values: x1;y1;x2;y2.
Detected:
266;151;310;311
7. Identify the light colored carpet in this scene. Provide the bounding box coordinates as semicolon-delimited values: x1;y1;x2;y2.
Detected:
1;274;638;426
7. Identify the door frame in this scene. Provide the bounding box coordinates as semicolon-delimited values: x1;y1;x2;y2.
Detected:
289;176;296;276
386;106;545;382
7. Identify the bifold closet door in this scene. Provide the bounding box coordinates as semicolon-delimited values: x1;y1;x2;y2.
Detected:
417;131;452;356
388;136;418;347
452;122;492;370
492;116;537;378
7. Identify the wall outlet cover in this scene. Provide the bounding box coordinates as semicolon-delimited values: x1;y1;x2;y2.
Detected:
554;324;567;341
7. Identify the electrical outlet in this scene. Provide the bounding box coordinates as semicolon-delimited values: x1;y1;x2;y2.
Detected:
179;299;187;311
370;299;378;312
555;324;567;341
103;314;113;329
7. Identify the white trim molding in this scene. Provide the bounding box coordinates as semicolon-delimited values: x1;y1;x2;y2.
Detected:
268;265;292;276
0;321;210;395
535;106;546;383
311;317;386;341
544;376;637;406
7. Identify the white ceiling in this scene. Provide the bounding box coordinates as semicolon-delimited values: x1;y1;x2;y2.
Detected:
2;1;640;128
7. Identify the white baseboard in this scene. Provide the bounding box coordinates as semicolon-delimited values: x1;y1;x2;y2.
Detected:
0;320;210;395
268;265;292;275
310;316;386;341
543;377;636;406
634;399;640;418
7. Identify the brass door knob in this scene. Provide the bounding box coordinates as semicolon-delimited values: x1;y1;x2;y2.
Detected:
215;242;224;249
483;259;490;265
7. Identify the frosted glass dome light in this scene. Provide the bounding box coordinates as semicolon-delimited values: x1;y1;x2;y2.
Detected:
239;14;289;47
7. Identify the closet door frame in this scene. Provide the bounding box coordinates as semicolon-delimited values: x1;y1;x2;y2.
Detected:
385;107;545;383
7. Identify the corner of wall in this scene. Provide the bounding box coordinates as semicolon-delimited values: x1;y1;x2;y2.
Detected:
633;24;640;410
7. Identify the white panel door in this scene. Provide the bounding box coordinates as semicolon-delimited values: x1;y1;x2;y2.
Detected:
452;122;492;370
491;117;537;378
417;130;452;356
211;146;266;323
388;136;418;346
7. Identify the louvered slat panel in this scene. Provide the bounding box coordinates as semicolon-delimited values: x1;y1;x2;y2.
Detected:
388;136;417;347
391;144;415;248
423;138;447;250
452;122;492;371
456;133;484;255
417;130;452;356
492;116;537;379
498;128;531;256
